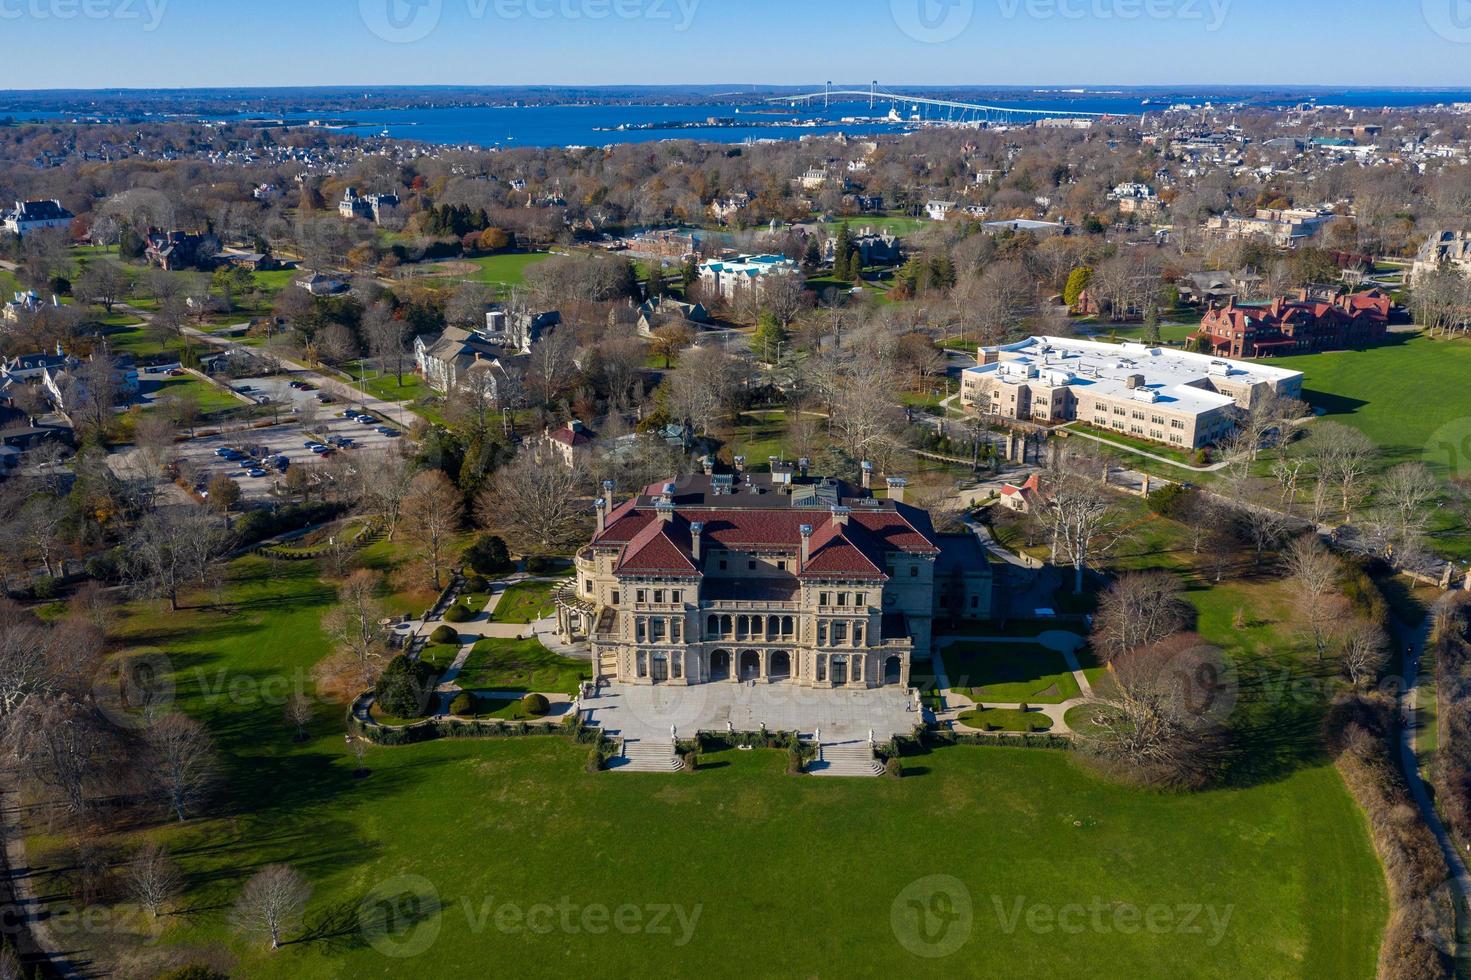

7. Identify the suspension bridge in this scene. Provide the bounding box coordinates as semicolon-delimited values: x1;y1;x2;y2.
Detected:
768;82;1111;126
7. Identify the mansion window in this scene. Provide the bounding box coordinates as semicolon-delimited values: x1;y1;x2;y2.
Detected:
671;590;682;605
817;623;828;646
636;589;647;604
833;622;848;646
612;591;620;605
654;589;664;604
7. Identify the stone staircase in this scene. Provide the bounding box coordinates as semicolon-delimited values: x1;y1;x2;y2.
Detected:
808;740;885;778
608;737;684;773
598;652;619;678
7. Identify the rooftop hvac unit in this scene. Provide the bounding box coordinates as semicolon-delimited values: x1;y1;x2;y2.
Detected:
1131;388;1159;403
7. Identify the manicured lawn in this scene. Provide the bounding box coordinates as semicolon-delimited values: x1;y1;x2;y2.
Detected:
465;251;551;286
456;693;552;721
29;551;1390;979
141;375;245;417
491;579;564;624
455;636;590;695
1273;333;1471;476
420;642;462;671
957;707;1055;731
941;642;1082;704
352;370;434;403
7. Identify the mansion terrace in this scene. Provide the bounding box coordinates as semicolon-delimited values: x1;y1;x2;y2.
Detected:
961;336;1304;451
562;471;993;690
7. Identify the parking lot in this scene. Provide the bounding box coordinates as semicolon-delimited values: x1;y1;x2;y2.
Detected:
110;377;409;505
179;411;404;502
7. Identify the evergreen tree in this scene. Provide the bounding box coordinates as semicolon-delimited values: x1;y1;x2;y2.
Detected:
1143;305;1162;345
1064;266;1094;310
752;312;789;364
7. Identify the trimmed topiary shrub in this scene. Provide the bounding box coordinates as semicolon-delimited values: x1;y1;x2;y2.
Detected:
375;655;438;719
443;604;472;624
526;555;559;574
521;693;550;717
465;575;489;593
430;625;459;645
884;756;904;779
449;692;476;716
463;534;513;575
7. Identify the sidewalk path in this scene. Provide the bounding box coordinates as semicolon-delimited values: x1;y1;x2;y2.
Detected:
1399;618;1471;957
930;632;1094;736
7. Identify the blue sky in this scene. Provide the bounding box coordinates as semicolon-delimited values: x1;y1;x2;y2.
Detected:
1;0;1468;89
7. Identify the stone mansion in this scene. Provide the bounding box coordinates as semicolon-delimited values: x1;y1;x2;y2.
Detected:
560;471;993;690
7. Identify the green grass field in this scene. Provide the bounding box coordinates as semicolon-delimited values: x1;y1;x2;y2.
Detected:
142;375;246;417
21;532;1391;979
956;706;1055;731
465;251;551;286
491;580;563;624
942;642;1082;704
1273;333;1471;474
456;637;590;695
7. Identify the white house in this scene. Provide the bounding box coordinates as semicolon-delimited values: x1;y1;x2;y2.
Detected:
3;200;74;237
925;200;957;222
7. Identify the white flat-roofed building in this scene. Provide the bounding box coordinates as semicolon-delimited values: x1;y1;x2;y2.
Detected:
960;336;1303;451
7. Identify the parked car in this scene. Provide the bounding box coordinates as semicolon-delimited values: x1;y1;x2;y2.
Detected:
248;469;268;479
311;445;333;455
376;427;401;438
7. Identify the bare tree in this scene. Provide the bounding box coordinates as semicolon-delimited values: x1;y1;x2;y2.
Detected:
233;864;311;951
1091;571;1192;663
1339;620;1389;690
363;451;417;542
321;569;390;688
1283;535;1345;662
1370;462;1439;557
1309;422;1377;521
126;842;184;919
144;713;218;821
363;302;409;384
402;470;464;590
123;508;232;610
1081;635;1231;788
284;692;314;742
1044;454;1125;594
664;345;736;436
477;452;589;556
5;695;113;817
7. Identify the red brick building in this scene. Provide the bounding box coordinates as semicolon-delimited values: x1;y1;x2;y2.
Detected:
1193;288;1391;358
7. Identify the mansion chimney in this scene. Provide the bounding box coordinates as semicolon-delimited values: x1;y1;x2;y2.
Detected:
595;497;609;535
861;460;874;490
831;506;851;528
655;500;675;524
701;455;715;476
799;524;813;568
886;477;907;504
690;522;705;563
734;455;747;473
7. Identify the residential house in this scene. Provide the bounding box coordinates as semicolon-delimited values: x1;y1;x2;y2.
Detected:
2;291;59;325
3;199;74;237
542;419;596;468
636;296;710;338
338;187;401;224
145;230;222;271
824;228;902;267
998;473;1045;514
414;326;524;396
1193;289;1392;358
925;200;957;221
484;307;561;354
296;273;349;296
